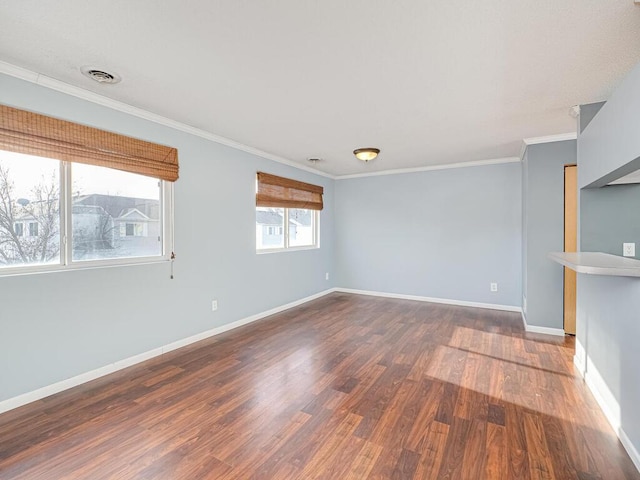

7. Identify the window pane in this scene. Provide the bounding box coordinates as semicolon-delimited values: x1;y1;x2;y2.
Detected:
71;163;162;261
256;207;284;250
288;208;315;247
0;151;61;269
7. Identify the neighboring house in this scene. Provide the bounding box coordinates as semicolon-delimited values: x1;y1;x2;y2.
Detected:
288;209;313;245
256;209;284;248
1;194;160;264
13;216;40;239
114;207;161;256
256;208;313;248
72;204;115;252
73;194;161;258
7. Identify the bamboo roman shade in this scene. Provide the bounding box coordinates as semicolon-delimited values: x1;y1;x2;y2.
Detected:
0;104;179;182
256;172;324;210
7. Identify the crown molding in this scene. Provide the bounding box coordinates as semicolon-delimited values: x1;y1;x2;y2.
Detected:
0;61;336;179
519;132;577;160
335;156;520;180
0;61;577;180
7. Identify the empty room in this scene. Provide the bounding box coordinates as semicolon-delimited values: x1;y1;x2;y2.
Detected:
1;1;640;479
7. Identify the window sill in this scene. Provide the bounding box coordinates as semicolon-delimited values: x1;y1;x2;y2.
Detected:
0;256;171;278
256;245;320;255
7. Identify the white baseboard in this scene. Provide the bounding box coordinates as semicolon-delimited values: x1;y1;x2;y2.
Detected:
574;338;586;377
620;429;640;473
520;310;565;336
0;288;336;415
582;355;640;472
584;357;621;433
334;287;522;313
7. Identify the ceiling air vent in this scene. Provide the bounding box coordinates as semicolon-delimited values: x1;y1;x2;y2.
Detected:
80;66;121;84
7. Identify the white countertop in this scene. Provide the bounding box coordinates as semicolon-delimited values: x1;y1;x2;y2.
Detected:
548;252;640;277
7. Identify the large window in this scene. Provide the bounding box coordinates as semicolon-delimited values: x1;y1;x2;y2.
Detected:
255;172;322;252
0;150;171;273
0;104;178;275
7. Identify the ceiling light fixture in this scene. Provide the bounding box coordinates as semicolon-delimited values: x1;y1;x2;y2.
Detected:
353;148;380;162
80;66;121;84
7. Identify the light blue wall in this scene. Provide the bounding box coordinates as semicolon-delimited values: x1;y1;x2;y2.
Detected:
522;140;577;329
0;74;335;402
577;275;640;455
575;60;640;466
334;163;522;307
579;101;606;135
581;184;640;258
579;62;640;188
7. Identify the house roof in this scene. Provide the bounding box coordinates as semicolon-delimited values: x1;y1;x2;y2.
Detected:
74;194;159;220
116;208;151;221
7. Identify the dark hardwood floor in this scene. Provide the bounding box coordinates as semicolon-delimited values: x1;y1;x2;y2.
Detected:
1;293;638;479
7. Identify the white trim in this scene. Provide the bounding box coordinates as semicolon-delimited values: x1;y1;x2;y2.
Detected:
0;61;579;181
0;61;39;82
584;356;621;433
335;157;520;180
519;132;578;160
0;61;547;181
578;348;640;472
334;287;521;312
574;338;586;377
0;288;336;415
523;132;577;146
0;60;334;180
620;429;640;473
520;310;566;336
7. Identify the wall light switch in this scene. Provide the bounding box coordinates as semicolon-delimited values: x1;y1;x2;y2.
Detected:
623;243;636;257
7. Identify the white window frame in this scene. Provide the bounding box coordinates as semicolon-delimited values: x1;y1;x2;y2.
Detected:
0;159;174;277
256;208;319;254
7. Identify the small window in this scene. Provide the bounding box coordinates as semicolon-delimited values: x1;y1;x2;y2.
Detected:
14;223;24;238
256;207;318;251
29;222;38;237
255;172;322;252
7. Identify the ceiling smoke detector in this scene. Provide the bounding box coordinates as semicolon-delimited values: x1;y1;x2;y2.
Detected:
307;157;322;164
81;66;121;84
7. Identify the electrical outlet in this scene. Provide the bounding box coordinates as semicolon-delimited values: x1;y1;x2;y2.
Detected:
212;300;218;311
325;272;329;280
623;243;636;257
490;283;498;292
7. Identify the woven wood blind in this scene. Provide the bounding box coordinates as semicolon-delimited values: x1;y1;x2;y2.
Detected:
256;172;324;210
0;104;179;182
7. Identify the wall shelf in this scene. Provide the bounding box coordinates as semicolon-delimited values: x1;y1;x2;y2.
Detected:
548;252;640;277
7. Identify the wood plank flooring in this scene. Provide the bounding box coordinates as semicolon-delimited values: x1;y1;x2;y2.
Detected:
0;293;638;479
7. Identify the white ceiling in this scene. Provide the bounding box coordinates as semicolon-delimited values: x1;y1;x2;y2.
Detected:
1;1;640;176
